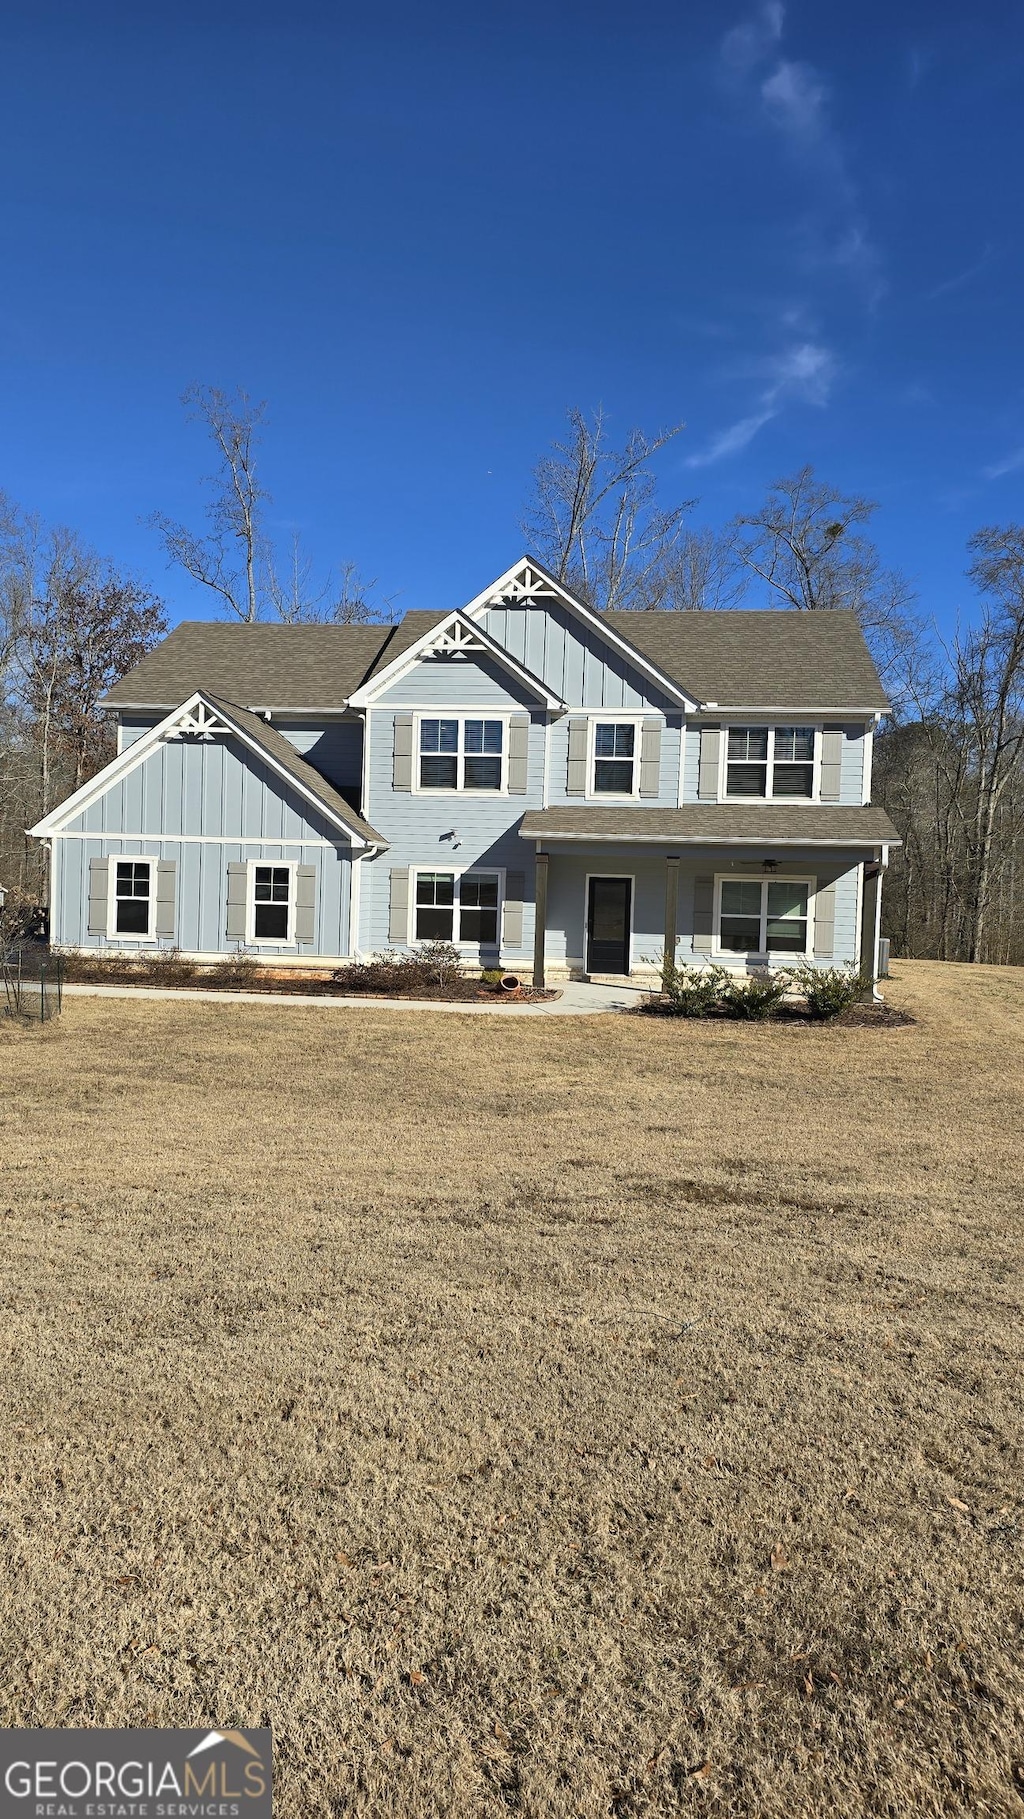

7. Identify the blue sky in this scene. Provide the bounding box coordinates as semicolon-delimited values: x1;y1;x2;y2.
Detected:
2;0;1022;630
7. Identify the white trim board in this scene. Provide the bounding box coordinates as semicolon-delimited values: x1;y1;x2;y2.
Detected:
29;690;374;848
45;830;345;848
347;610;565;710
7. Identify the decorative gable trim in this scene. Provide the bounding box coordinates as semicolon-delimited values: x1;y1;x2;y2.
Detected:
29;689;375;846
346;610;565;709
461;555;699;711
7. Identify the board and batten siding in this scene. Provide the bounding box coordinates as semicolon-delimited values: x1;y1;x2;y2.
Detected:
478;601;680;711
53;731;355;955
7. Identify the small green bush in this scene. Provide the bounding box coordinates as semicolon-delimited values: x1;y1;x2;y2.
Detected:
657;958;729;1017
479;968;503;986
719;969;790;1020
793;964;869;1020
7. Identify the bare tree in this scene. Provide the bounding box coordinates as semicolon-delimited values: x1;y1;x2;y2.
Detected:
659;525;747;611
524;407;701;611
267;537;385;625
151;386;267;622
732;466;915;660
958;526;1024;961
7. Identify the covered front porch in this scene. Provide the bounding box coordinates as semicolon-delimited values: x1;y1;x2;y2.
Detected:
518;806;898;989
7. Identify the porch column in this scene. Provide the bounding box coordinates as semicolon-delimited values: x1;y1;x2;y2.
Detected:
533;851;549;989
859;860;882;987
664;854;680;976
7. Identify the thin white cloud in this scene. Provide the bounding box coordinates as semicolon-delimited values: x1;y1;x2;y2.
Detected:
685;340;837;467
926;244;996;302
983;446;1024;482
761;60;827;140
720;1;784;77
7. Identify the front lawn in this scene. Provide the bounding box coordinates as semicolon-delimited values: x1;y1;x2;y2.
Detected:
1;962;1021;1816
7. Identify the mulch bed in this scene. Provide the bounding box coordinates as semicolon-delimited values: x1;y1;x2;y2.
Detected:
637;996;916;1030
59;963;558;1004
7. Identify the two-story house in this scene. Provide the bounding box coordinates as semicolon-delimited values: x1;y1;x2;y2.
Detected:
30;557;899;985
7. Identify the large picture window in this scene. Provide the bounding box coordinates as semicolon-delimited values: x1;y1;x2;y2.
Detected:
414;871;500;945
717;877;810;955
112;859;153;936
418;717;504;791
592;722;637;795
725;726;816;799
252;864;293;941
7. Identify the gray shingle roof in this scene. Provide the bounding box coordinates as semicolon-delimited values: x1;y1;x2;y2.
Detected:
208;696;387;846
103;621;396;710
604;609;889;711
518;805;900;845
103;603;888;715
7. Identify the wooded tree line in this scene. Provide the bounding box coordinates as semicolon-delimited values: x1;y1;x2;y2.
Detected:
2;393;1023;964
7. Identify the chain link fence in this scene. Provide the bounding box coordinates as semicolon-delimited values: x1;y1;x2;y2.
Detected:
1;947;65;1022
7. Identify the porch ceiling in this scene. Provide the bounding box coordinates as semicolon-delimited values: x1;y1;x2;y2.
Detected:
518;805;901;846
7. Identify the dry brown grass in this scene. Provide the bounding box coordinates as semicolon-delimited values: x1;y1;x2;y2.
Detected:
1;961;1022;1817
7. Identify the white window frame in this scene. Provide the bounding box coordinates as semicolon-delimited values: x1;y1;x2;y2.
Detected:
107;855;157;942
586;714;648;800
412;711;511;797
409;866;505;948
712;872;816;961
246;859;298;946
721;724;821;802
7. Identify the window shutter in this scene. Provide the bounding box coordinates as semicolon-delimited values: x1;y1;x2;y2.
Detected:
87;857;109;936
508;715;529;794
820;727;844;802
697;725;721;800
226;862;248;940
503;870;525;949
692;874;714;953
294;864;316;943
639;720;662;797
389;866;410;942
393;712;414;791
813;878;837;958
155;860;177;939
566;718;588;796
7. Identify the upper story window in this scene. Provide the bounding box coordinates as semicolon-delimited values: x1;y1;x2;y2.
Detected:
592;722;637;795
726;726;816;799
419;717;504;792
112;859;153;936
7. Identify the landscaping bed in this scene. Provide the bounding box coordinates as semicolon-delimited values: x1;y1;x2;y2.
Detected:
638;960;916;1026
58;944;558;1003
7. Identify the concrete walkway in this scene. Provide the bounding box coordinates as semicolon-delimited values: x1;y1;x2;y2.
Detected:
61;979;650;1017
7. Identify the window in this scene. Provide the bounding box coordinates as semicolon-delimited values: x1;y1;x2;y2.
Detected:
717;878;810;955
113;859;152;936
418;717;504;791
253;865;292;941
593;722;637;794
413;871;500;944
725;726;816;799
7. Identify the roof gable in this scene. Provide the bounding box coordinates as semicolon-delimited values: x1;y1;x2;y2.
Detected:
347;610;566;709
462;557;697;709
31;691;386;847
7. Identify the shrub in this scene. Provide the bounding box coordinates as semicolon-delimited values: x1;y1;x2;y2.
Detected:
202;952;260;991
332;943;464;996
479;968;504;987
147;947;199;986
719;968;790;1020
793;964;869;1020
656;958;729;1017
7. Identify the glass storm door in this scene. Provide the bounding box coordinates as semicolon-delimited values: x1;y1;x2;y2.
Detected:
587;876;632;975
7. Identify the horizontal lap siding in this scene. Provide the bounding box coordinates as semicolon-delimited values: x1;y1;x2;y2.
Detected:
374;655;540;709
547;715;683;808
681;722;870;804
360;705;544;957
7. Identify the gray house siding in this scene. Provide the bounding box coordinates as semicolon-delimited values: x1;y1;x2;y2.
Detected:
373;654;542;709
275;718;363;792
479;601;679;711
52;732;354;956
547;713;683;808
537;848;862;974
680;721;870;805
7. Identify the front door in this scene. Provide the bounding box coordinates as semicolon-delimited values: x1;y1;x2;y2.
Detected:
586;876;632;975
